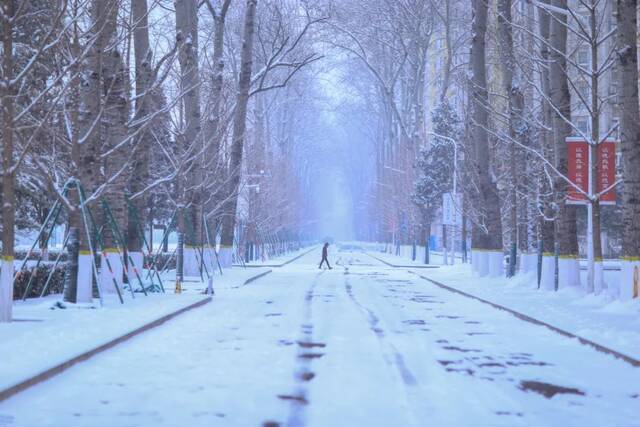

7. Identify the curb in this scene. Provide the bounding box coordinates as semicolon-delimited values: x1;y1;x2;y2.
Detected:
0;296;212;403
234;246;318;268
412;272;640;368
234;269;273;288
366;252;440;269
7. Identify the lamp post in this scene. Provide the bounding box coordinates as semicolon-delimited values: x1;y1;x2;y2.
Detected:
382;166;406;252
428;132;458;265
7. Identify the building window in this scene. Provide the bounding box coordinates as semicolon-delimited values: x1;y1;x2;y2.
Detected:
575;81;590;104
574;116;590;137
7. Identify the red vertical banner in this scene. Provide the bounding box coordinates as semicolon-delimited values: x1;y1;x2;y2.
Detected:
598;141;616;203
566;137;617;204
567;139;589;203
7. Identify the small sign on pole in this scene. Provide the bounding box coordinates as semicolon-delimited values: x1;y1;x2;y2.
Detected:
442;193;462;226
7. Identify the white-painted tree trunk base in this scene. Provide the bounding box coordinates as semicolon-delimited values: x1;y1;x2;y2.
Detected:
519;253;537;275
471;250;478;273
76;254;93;303
519;253;528;274
477;251;489;277
540;255;556;291
218;247;233;268
594;260;606;293
100;252;124;294
127;252;144;289
558;258;581;288
619;259;640;300
0;259;13;322
183;247;200;277
529;253;540;274
487;251;503;278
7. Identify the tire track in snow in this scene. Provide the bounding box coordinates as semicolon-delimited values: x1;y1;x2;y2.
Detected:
340;260;418;388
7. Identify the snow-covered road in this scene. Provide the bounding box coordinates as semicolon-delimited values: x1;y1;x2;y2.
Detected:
1;248;638;427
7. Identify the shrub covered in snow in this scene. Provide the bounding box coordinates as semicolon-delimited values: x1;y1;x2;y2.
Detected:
13;264;66;300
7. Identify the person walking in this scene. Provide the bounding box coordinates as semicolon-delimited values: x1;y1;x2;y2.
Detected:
319;242;332;269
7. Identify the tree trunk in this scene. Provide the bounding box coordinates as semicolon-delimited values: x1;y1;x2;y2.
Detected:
101;0;129;253
1;0;16;321
549;0;579;287
439;0;453;102
88;0;128;294
588;3;603;292
520;0;537;255
537;1;555;259
68;11;92;303
205;0;232;224
219;0;258;265
63;228;80;303
128;0;154;254
176;0;203;275
616;0;640;299
497;0;524;276
469;0;503;276
78;0;105;214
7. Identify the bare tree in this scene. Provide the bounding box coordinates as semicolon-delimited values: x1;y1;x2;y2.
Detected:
496;0;526;277
1;0;70;321
219;0;258;266
127;0;155;278
175;0;204;279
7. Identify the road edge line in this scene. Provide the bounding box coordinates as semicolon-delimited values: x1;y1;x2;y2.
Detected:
366;252;440;269
233;246;319;268
239;269;273;287
0;296;213;403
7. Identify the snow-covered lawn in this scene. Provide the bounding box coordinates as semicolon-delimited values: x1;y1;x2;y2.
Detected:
0;266;272;396
0;247;638;426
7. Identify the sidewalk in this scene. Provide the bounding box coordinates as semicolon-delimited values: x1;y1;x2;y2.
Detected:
0;266;273;401
0;244;318;398
368;247;450;267
234;245;318;268
367;251;640;361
